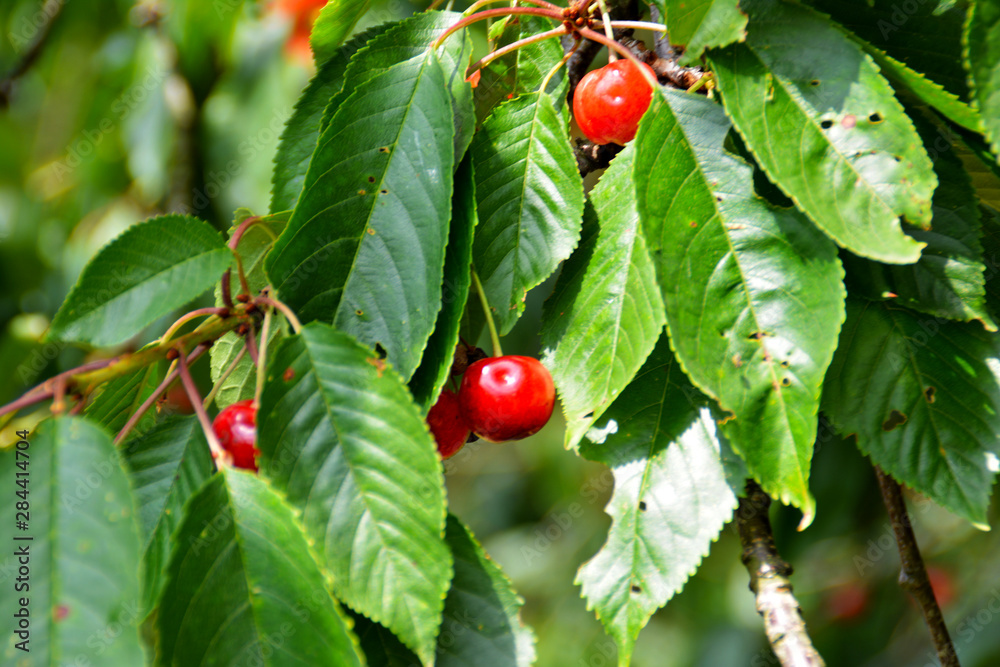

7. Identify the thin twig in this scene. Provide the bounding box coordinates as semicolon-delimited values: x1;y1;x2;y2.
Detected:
875;467;960;667
0;0;65;108
737;480;825;667
256;295;303;333
243;320;259;365
160;307;229;345
0;357;118;419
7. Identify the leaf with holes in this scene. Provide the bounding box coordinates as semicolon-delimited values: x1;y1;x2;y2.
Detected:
156;469;365;666
966;0;1000;162
542;144;665;449
843;109;995;329
471;92;584;334
48;215;232;347
265;13;473;381
808;0;974;124
635;89;845;520
576;335;738;665
121;416;215;612
657;0;748;66
272;25;391;213
0;418;144;665
258;323;451;665
822;299;1000;528
709;0;936;264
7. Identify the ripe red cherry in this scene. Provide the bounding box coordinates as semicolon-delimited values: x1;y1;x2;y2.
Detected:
458;356;555;442
573;58;656;146
212;399;259;471
426;389;470;459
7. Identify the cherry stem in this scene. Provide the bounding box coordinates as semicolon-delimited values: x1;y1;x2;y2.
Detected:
160;308;229;345
201;346;247;410
470;268;503;358
243;320;259;366
576;26;660;89
228;216;262;297
608;20;667;33
462;0;561;14
253;308;272;410
220;269;235;309
597;0;616;60
177;344;228;463
114;344;207;445
431;7;562;50
467;26;569;77
255;294;303;334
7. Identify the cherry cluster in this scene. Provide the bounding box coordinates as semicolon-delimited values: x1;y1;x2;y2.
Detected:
427;349;556;460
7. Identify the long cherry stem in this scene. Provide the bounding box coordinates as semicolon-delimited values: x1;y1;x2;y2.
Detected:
431;7;562;49
201;346;247;410
467;26;568;76
177;345;228;463
253;309;272;410
463;0;561;13
471;268;503;358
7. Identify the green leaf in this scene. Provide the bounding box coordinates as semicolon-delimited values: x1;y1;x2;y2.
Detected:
351;613;422;666
272;25;391;213
408;155;477;411
156;469;365;666
85;358;165;437
966;0;1000;161
635;89;846;519
474;15;568;123
435;515;536;666
265;13;474;381
710;0;937;264
822;299;1000;528
576;336;738;665
807;0;972;104
121;416;215;612
210;213;288;409
541;144;665;449
259;323;451;665
310;0;372;64
0;418;144;665
471;92;584;334
320;12;475;165
48;215;232;347
843;108;995;329
658;0;748;66
860;43;981;133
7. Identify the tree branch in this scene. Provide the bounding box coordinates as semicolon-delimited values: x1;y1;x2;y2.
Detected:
737;480;825;667
875;467;960;667
0;0;65;108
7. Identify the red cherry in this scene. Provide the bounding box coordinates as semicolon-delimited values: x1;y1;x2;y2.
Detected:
573;59;656;146
427;389;470;459
826;582;869;622
458;356;555;442
212;399;259;471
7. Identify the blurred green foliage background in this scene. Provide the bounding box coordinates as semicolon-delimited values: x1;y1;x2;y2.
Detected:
1;1;998;665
